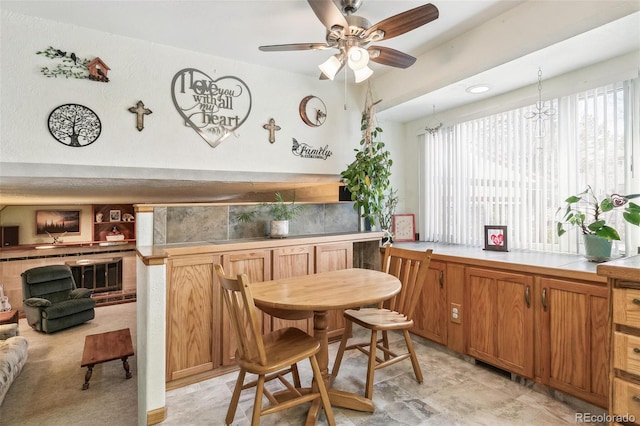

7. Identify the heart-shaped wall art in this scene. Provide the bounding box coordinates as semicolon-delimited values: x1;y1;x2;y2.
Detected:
171;68;252;148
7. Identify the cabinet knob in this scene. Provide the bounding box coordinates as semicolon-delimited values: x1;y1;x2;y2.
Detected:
633;395;640;403
633;298;640;305
634;347;640;354
439;271;444;289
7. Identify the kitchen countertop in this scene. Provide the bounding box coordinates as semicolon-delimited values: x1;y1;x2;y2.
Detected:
390;241;618;283
136;231;385;264
0;242;137;261
596;254;640;281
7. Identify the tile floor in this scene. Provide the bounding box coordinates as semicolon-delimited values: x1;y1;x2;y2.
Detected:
163;329;606;425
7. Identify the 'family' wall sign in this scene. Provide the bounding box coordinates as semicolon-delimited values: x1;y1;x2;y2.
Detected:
171;68;252;148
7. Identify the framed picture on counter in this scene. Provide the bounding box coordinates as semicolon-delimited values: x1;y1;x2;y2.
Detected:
484;225;508;251
392;214;416;242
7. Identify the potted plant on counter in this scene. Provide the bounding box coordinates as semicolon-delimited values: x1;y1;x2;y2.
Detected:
556;185;640;260
235;192;305;238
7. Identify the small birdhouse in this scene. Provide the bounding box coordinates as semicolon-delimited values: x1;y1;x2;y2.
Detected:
88;57;110;82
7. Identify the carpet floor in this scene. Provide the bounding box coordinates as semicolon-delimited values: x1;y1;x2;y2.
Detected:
0;302;137;425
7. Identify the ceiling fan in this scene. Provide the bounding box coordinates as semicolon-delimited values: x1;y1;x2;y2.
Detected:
259;0;439;83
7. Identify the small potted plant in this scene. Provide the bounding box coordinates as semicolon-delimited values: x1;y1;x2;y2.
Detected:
556;185;640;260
378;187;398;245
235;192;305;238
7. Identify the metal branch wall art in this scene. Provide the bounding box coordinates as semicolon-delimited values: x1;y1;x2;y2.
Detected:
36;47;110;83
48;104;101;147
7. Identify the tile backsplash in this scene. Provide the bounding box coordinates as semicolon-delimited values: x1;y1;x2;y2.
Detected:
154;202;359;244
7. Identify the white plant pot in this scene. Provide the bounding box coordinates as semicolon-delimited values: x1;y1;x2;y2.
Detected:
270;220;289;238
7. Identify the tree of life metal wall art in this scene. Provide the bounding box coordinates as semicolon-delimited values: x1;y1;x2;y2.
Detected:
48;104;101;147
171;68;252;149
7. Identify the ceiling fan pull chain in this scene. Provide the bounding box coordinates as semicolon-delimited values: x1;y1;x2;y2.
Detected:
344;70;348;110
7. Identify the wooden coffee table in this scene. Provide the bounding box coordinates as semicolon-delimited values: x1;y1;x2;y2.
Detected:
81;328;134;390
0;309;18;325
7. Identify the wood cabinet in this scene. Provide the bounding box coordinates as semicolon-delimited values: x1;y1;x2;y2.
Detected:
537;277;608;407
165;254;221;381
164;238;357;386
270;245;314;334
221;249;271;366
411;260;447;345
466;267;534;378
314;242;353;340
600;256;640;425
92;204;135;242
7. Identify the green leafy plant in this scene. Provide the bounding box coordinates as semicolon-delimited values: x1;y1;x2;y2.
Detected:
235;192;305;223
378;187;399;233
556;186;640;240
340;102;393;228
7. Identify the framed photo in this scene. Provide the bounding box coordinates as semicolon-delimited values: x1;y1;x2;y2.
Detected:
484;225;508;251
392;214;416;242
109;210;121;222
35;210;80;235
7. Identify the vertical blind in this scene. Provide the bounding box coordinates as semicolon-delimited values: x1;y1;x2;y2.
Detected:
419;78;639;255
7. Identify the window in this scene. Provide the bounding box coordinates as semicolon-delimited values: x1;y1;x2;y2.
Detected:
419;79;639;255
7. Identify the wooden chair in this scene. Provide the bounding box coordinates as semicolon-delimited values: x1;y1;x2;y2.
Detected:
214;264;335;426
332;247;433;400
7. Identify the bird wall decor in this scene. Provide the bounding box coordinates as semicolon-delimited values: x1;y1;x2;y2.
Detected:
36;47;109;83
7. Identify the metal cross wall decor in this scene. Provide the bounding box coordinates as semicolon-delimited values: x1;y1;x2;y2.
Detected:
128;100;152;131
263;118;281;143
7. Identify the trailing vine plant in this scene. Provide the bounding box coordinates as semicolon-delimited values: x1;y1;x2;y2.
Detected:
340;85;393;228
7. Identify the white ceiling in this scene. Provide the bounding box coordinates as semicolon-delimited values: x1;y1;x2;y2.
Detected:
2;0;638;123
0;0;520;79
1;0;639;206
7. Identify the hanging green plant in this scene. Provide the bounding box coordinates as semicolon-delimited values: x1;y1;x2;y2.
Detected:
340;89;392;228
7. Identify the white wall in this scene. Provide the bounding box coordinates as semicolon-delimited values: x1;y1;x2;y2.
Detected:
0;10;364;179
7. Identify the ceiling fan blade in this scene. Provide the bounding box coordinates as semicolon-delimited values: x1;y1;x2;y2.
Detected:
368;46;416;68
365;3;439;41
307;0;349;32
259;43;331;52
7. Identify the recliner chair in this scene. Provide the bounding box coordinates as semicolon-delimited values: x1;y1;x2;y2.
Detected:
21;265;96;333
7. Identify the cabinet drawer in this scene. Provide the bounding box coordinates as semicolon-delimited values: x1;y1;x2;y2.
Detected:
613;289;640;327
613;378;640;420
614;332;640;376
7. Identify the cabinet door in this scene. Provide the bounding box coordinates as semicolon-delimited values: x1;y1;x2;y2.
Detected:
540;277;608;407
411;260;447;345
221;249;271;366
315;242;353;340
466;267;534;378
166;254;221;382
271;245;314;334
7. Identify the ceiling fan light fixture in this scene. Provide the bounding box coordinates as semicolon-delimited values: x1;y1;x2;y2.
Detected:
347;46;369;71
318;54;343;80
353;65;373;83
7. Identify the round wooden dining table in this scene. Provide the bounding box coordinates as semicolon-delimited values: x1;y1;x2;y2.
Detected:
251;267;401;424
